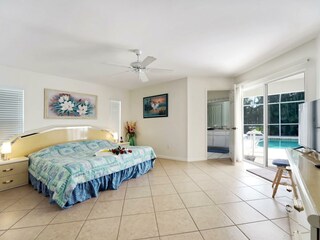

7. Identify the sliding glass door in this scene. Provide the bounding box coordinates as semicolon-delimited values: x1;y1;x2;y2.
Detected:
266;74;304;166
242;73;305;167
242;85;265;166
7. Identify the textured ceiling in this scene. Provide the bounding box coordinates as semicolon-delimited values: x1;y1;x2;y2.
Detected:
0;0;319;89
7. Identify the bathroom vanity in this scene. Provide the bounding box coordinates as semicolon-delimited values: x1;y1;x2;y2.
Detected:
207;129;229;147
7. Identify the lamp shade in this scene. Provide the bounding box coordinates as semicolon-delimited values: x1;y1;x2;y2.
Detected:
1;142;12;154
113;132;119;142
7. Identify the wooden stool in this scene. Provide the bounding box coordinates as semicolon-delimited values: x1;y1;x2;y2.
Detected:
272;159;298;199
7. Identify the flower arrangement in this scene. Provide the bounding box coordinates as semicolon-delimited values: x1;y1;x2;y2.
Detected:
49;93;95;117
125;121;136;146
110;146;132;155
97;147;132;156
125;121;136;138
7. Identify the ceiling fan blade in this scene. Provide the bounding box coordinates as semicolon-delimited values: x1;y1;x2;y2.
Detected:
146;67;173;72
141;56;156;68
139;71;149;82
101;63;132;69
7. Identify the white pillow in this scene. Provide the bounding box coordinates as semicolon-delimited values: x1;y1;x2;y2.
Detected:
95;149;113;157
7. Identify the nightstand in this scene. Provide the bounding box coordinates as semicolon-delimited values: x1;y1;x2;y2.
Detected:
118;142;130;147
0;157;29;191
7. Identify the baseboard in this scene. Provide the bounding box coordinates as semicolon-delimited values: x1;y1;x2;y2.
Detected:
187;156;208;162
157;155;208;162
156;155;188;161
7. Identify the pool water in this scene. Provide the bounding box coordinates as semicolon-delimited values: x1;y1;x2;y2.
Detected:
257;139;300;149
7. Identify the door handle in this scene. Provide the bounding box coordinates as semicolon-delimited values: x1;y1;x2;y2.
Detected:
231;127;237;130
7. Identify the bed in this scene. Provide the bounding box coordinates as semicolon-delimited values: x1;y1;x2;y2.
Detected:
8;126;156;208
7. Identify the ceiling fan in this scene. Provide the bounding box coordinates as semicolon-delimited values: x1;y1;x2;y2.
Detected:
104;49;172;82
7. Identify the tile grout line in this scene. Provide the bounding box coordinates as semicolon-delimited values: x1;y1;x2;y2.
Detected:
147;160;162;239
73;198;99;239
115;181;128;240
187;161;243;238
198;161;292;239
192;161;254;240
28;200;60;239
175;160;287;239
3;208;34;235
161;159;205;238
1;187;37;234
0;159;304;239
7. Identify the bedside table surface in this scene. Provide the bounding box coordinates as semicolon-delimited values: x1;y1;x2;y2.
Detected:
0;157;29;165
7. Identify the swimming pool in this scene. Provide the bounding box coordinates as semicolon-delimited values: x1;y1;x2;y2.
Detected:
257;139;300;149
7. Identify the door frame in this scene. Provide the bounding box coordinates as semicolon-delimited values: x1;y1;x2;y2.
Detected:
205;89;236;162
238;70;306;165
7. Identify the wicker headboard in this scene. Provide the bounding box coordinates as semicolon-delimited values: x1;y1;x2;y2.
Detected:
8;125;115;158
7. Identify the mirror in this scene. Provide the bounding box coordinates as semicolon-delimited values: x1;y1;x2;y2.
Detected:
207;101;230;129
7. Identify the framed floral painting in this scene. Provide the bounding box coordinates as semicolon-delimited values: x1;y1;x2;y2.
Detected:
44;89;97;119
143;93;168;118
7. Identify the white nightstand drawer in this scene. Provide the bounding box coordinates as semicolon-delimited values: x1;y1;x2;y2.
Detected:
0;161;28;177
0;172;28;191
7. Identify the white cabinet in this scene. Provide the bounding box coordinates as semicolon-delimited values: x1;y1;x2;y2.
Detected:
214;135;225;147
207;130;230;147
207;131;214;146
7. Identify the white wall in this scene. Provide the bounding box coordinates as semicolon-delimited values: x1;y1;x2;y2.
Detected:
207;90;229;101
243;74;305;97
0;65;130;136
129;77;234;161
236;39;318;102
129;78;188;160
187;77;234;161
317;34;320;98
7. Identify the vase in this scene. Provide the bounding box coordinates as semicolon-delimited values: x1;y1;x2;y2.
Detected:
128;135;136;146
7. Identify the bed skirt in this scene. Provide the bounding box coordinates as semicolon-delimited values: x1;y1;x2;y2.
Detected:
29;159;155;208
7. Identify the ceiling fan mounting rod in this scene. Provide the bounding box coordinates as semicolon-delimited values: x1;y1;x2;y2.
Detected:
132;49;142;62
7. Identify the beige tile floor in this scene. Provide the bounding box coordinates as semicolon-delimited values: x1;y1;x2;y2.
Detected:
0;159;311;240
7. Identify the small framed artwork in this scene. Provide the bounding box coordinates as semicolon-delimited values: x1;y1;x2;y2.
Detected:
143;93;168;118
44;89;97;119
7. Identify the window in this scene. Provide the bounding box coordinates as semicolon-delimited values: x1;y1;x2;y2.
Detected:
243;96;264;134
243;91;304;137
109;100;121;141
0;89;24;143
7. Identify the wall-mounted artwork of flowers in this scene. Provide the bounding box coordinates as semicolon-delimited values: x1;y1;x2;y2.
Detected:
44;89;97;119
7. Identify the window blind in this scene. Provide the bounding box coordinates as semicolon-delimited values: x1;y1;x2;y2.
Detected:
109;100;121;141
0;88;24;143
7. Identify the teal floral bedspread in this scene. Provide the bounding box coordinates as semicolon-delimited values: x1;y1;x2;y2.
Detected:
28;140;156;207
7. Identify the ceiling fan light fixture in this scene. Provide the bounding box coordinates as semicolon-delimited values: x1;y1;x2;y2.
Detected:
139;71;149;82
102;49;172;82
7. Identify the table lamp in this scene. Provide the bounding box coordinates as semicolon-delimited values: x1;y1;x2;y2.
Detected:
113;132;119;143
1;142;11;160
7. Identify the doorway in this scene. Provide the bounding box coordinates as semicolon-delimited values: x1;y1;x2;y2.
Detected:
207;90;231;159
